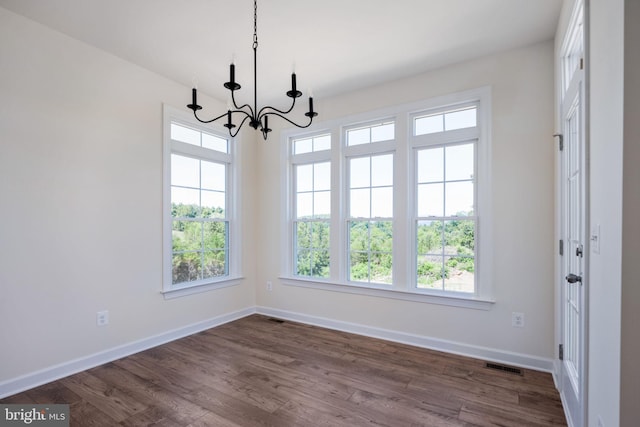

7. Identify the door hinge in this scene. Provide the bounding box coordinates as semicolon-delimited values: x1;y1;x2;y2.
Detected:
553;133;563;151
559;239;564;256
559;344;564;360
580;57;584;70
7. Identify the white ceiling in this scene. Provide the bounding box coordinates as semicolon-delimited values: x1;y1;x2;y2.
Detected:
0;0;563;104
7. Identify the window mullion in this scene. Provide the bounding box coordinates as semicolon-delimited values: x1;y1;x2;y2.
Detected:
331;128;342;283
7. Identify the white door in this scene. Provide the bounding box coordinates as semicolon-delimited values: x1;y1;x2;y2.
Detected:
560;78;586;427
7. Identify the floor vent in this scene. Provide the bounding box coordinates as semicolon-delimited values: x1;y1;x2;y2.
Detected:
485;362;523;376
268;318;285;324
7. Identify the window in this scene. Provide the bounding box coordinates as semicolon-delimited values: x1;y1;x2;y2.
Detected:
414;112;476;292
163;106;240;297
292;134;331;279
284;88;492;308
346;121;395;284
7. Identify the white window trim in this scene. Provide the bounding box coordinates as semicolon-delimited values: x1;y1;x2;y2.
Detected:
162;105;243;299
280;87;494;309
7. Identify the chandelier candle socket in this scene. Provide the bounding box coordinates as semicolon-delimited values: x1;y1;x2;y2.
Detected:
187;0;318;140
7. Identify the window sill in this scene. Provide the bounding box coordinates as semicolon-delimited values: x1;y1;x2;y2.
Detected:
280;276;495;310
162;276;243;300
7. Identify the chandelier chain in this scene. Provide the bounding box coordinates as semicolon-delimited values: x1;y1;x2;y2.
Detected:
253;0;258;49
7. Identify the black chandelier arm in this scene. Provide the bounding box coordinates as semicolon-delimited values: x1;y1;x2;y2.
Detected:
192;109;228;125
261;110;316;130
257;97;297;118
228;115;253;138
230;90;255;117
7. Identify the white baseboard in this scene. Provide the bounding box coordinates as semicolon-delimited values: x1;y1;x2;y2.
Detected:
0;306;256;399
256;306;556;374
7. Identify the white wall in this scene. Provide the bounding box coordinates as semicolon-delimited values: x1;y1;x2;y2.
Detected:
256;42;556;362
0;7;256;390
587;0;624;425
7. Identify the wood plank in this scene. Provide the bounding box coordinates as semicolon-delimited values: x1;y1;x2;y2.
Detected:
59;370;148;422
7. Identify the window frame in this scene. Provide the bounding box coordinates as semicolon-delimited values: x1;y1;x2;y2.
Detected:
162;105;242;299
281;87;493;309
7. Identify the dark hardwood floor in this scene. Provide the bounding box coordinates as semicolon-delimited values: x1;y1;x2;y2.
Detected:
1;315;567;426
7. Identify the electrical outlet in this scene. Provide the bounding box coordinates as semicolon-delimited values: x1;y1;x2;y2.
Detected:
96;310;109;326
512;312;524;328
266;281;273;291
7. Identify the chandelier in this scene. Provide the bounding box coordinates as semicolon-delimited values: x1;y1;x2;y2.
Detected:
187;0;318;140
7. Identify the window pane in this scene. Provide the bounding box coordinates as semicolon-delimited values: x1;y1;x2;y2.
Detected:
201;190;225;218
371;122;394;142
350;157;370;188
171;187;199;214
314;135;331;151
371;221;393;253
445;144;474;181
347;127;370;146
444;256;474;292
311;251;330;278
296;249;312;275
445;107;476;131
417;183;444;217
444;220;475;255
294;137;313;154
297;192;313;218
417;220;444;255
296;222;311;249
295;221;330;278
371;154;393;187
349;221;369;250
172;221;201;252
445;181;474;216
418;147;444;183
203;250;227;278
203;221;227;250
172;253;201;284
313;222;330;250
171;123;200;146
296;164;313;192
417;255;444;289
350;188;370;218
202;133;228;153
371;187;393;218
201;161;225;191
314;191;331;217
370;252;392;284
415;114;444;135
314;162;331;191
349;251;369;281
171;154;199;188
